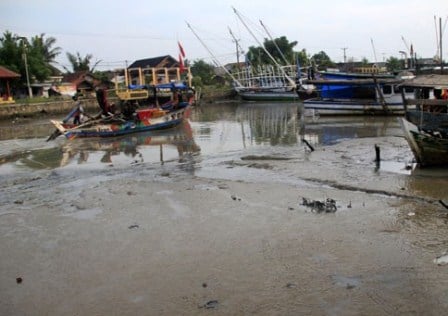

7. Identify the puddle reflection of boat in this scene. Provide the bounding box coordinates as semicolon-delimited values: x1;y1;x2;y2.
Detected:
236;103;301;145
60;121;200;167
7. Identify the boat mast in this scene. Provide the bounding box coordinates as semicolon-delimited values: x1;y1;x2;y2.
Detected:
186;22;244;88
259;20;289;65
232;7;296;88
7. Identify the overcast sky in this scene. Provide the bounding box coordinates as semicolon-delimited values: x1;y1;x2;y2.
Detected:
1;0;447;71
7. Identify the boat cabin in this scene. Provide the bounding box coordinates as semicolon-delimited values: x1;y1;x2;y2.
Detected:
399;74;448;112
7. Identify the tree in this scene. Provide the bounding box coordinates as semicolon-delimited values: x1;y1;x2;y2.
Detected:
65;52;101;73
311;51;335;70
246;36;298;67
295;49;309;68
32;33;61;66
386;56;402;73
190;59;215;86
0;31;59;85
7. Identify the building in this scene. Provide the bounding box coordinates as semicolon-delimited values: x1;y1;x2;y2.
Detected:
0;66;20;104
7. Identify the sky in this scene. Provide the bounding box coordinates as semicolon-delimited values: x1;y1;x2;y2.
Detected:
1;0;447;71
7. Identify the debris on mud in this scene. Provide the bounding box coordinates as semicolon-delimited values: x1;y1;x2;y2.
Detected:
199;300;219;309
434;253;448;266
301;197;337;213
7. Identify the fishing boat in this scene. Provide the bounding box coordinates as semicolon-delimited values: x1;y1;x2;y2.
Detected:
48;65;195;140
232;64;316;101
399;117;448;166
397;74;448;166
400;74;448;130
50;102;190;139
303;77;413;115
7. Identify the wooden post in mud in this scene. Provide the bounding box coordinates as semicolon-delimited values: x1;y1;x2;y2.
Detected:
375;144;381;163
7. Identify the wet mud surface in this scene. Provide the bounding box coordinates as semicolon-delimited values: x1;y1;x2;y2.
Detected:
1;103;448;315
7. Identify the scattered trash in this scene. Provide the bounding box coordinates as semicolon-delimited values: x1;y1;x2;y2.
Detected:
302;138;315;152
347;201;352;208
407;212;416;217
301;197;337;213
14;200;23;205
16;277;23;284
434;253;448;266
128;224;139;229
202;282;207;288
200;300;219;309
286;283;297;289
439;200;448;211
231;195;241;201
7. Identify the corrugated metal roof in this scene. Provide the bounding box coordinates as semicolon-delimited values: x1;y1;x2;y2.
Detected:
0;66;20;78
402;74;448;88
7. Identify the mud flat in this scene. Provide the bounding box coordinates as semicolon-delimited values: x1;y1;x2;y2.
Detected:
1;135;448;315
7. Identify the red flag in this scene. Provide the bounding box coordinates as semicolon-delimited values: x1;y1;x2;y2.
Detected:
178;41;186;58
179;53;185;73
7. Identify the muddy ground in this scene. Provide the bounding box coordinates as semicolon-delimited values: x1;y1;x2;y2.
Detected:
1;135;448;315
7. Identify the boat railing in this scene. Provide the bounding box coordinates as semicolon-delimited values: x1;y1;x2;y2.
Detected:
232;64;297;90
115;66;192;101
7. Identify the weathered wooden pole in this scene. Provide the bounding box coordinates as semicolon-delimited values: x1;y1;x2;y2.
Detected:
375;144;381;163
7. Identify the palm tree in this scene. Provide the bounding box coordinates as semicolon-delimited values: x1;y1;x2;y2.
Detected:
65;52;101;73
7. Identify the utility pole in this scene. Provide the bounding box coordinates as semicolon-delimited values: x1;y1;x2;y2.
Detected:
341;47;348;64
440;17;444;74
228;27;242;69
18;37;32;98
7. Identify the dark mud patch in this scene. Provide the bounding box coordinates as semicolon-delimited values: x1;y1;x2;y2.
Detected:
241;155;293;161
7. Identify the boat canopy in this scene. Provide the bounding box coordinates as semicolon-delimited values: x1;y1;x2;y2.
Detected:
399;74;448;89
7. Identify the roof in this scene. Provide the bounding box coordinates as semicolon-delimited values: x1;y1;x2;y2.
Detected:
0;66;20;79
401;74;448;88
128;55;178;69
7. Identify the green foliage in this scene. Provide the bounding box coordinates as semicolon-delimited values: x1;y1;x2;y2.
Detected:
386;56;402;73
295;49;309;68
0;30;61;87
65;52;101;73
190;59;215;86
246;36;298;66
311;51;335;70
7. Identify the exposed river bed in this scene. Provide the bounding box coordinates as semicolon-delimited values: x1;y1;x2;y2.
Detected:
1;102;448;315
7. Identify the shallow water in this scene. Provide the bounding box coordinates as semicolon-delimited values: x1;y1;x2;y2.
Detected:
1;102;448;197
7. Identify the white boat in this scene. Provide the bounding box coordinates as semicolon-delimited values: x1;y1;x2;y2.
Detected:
303;77;414;115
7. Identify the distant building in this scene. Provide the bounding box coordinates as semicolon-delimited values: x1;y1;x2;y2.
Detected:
0;66;20;104
128;55;179;69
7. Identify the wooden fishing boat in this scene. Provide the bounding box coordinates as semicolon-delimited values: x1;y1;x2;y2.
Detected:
400;74;448;130
49;64;195;140
399;117;448;166
50;103;190;139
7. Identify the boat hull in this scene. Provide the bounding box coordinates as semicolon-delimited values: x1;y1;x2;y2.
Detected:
52;106;190;139
304;98;404;115
399;117;448;166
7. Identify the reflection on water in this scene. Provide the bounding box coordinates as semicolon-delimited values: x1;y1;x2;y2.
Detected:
0;121;200;173
0;102;412;174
